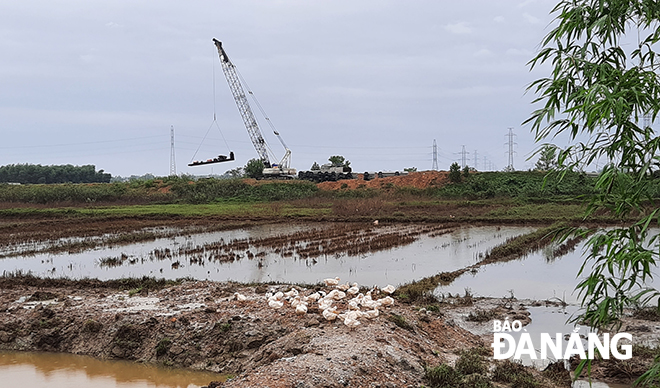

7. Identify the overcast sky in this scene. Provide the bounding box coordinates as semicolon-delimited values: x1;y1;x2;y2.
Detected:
0;0;565;177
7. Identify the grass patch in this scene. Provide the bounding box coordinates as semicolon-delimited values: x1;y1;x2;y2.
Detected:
455;347;488;375
425;364;462;388
155;338;172;357
396;269;467;303
485;203;585;221
481;224;562;265
492;360;539;387
465;308;498;323
387;313;414;331
541;361;571;387
82;319;103;333
214;321;233;333
0;273;184;291
128;286;143;297
425;349;493;388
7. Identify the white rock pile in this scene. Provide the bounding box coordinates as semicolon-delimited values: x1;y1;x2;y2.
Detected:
265;278;397;330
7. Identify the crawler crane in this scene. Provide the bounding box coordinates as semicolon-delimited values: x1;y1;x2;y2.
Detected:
213;39;296;179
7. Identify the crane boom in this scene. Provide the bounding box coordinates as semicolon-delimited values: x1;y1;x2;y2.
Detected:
213;38;271;168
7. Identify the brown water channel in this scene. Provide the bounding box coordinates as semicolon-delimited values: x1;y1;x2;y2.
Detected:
0;351;223;388
1;224;534;286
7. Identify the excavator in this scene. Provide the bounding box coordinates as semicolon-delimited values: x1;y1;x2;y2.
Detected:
212;39;297;179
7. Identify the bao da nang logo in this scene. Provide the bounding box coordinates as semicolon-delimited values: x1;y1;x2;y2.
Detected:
491;319;632;360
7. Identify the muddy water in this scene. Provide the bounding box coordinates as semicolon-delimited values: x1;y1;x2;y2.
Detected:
2;224;533;286
513;307;632;388
0;351;224;388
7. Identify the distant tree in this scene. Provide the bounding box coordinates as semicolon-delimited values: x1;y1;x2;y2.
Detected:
404;167;417;173
129;173;155;181
534;145;558;171
328;155;350;168
0;163;111;184
462;165;470;178
502;165;515;172
449;162;462;183
225;166;245;178
311;162;320;170
244;158;265;179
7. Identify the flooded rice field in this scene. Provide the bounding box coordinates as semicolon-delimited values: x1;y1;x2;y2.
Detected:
3;222;659;388
1;223;534;286
436;236;660;304
0;351;223;388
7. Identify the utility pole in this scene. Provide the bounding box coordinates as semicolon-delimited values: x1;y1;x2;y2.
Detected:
505;127;517;171
432;139;438;171
170;125;177;176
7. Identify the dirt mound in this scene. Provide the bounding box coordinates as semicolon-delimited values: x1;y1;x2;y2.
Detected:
317;171;449;191
0;280;482;388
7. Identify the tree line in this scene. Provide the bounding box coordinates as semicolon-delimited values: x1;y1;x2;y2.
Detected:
0;164;111;184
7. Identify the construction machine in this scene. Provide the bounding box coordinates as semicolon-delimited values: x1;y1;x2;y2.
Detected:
213;39;296;179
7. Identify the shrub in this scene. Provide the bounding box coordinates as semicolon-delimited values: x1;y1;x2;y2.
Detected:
155;338;172;357
449;163;462;183
425;364;462;388
455;348;487;375
82;319;103;333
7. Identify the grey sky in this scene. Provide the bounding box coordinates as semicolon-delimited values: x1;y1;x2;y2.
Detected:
0;0;560;177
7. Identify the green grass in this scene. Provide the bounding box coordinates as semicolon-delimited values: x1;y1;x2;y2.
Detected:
485;203;587;221
387;313;415;331
0;202;329;219
425;364;462;388
155;338;172;357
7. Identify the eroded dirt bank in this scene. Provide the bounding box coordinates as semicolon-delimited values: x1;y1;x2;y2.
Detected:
0;279;483;388
1;278;657;387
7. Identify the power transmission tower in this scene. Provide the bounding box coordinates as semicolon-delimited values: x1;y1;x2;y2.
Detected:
643;113;652;129
170;125;177;176
432;139;438;171
460;145;469;169
505;127;517;171
473;150;478;170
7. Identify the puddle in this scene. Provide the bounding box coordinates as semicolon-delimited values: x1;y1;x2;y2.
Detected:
1;224;533;286
0;351;224;388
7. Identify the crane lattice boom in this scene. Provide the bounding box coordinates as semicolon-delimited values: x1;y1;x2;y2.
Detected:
213;39;271;168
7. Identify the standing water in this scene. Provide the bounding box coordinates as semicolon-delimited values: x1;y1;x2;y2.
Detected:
2;224;534;286
0;351;224;388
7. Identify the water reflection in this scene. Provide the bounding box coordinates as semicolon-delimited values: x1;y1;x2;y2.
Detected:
1;225;534;286
0;351;223;388
436;238;660;303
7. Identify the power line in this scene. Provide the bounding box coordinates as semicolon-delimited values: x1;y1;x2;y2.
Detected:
0;135;165;149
